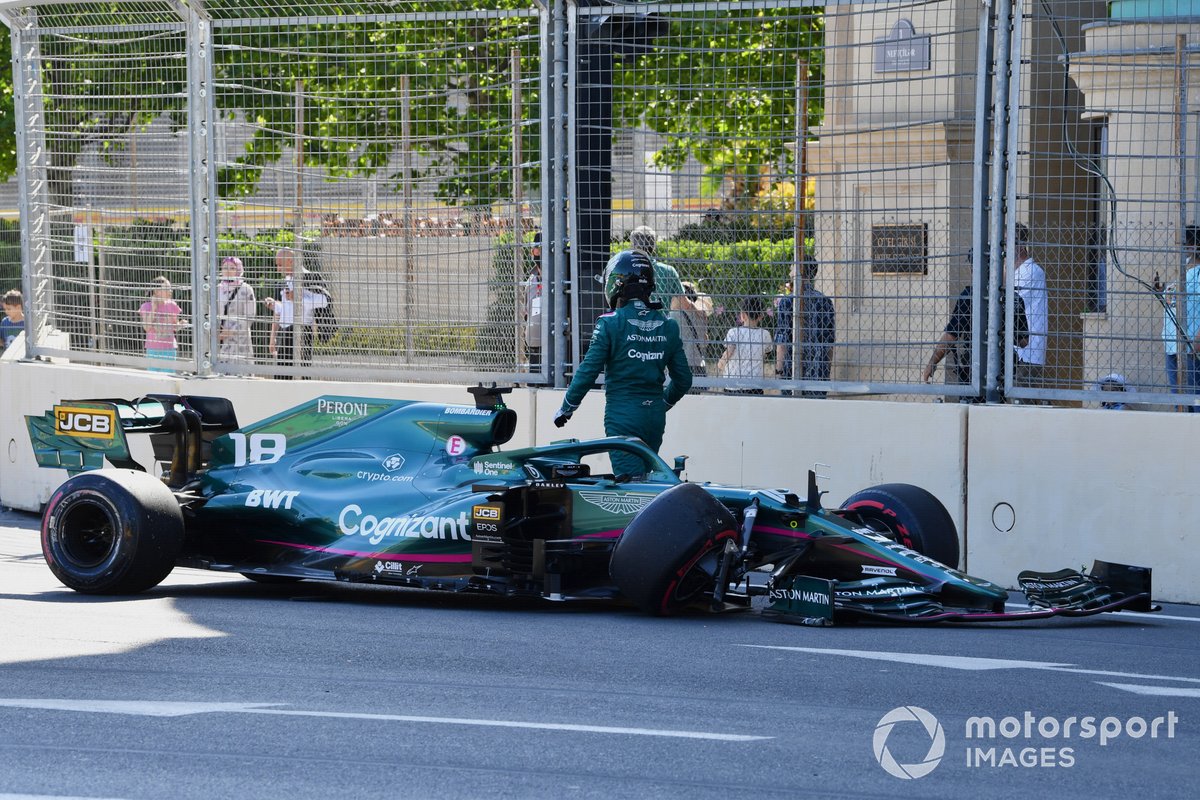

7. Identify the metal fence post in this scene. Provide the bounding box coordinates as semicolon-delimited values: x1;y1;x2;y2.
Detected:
512;48;525;371
9;10;52;355
972;0;998;400
182;2;217;375
987;0;1017;403
550;0;570;388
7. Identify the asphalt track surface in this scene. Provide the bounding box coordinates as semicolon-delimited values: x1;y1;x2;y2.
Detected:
0;507;1196;799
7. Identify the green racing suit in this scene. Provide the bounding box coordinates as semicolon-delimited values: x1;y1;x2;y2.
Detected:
562;299;692;476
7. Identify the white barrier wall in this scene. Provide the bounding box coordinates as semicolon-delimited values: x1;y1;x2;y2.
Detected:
0;360;1193;603
966;404;1195;603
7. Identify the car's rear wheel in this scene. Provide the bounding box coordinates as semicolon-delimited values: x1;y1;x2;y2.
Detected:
610;482;740;615
42;470;183;594
840;483;960;568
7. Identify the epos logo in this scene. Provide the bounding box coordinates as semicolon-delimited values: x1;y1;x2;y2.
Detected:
54;406;117;439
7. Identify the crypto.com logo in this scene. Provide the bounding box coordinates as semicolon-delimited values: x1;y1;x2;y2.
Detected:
873;706;946;779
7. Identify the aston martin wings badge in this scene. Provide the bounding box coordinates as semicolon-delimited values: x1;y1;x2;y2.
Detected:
578;491;657;515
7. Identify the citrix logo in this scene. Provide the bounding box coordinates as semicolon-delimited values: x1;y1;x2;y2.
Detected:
873;706;946;779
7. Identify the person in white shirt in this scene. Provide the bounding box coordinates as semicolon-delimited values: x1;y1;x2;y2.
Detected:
269;284;327;379
717;295;772;393
1012;223;1048;388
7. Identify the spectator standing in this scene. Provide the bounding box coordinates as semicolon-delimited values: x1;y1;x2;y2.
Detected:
774;258;835;396
1012;223;1048;387
523;233;543;371
629;225;684;310
0;289;25;355
217;256;256;364
717;295;772;394
1155;225;1200;407
139;276;182;373
269;283;327;379
677;280;713;377
553;250;692;478
922;249;1029;396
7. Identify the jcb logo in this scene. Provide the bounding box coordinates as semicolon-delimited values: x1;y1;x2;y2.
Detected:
54;406;116;439
473;505;500;520
245;489;300;510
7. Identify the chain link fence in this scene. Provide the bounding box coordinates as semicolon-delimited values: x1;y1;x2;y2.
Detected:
2;0;1199;409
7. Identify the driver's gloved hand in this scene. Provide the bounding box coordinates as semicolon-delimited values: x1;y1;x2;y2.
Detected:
553;409;572;428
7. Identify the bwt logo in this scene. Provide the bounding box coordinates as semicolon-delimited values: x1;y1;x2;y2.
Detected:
873;706;946;779
54;406;116;439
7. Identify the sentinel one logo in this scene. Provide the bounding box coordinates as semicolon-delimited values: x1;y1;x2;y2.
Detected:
873;706;946;779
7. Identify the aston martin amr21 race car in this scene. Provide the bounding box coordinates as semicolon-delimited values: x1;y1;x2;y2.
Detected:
27;387;1158;624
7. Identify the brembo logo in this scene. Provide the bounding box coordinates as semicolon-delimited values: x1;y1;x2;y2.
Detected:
53;406;116;439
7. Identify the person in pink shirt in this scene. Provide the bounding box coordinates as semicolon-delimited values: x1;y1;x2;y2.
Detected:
139;276;182;373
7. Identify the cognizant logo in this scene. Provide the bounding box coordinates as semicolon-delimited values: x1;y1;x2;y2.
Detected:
872;706;946;779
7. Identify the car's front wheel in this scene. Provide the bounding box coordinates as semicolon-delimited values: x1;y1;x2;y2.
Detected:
840;483;960;568
610;482;740;615
41;470;183;594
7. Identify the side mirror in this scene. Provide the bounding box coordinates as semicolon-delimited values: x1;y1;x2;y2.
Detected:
673;455;688;478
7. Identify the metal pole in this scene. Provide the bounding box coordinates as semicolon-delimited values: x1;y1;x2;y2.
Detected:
401;74;414;361
185;5;217;376
565;2;581;374
987;0;1016;403
130;124;138;215
552;0;570;387
293;78;305;369
970;1;996;400
512;49;525;370
11;11;53;355
791;59;809;384
87;213;98;350
98;227;109;354
1175;34;1188;395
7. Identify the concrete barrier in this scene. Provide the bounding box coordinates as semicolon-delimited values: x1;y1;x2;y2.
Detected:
0;360;1191;603
966;404;1194;603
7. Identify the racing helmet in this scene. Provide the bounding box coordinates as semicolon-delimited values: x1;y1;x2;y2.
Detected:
602;249;655;309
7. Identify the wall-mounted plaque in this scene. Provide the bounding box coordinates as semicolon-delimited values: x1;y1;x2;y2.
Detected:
874;19;931;73
871;223;928;275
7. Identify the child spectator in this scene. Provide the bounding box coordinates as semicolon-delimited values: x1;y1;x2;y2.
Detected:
0;289;24;355
139;276;182;373
717;295;772;394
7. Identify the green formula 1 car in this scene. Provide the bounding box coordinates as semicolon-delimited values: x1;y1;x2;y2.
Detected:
26;386;1157;624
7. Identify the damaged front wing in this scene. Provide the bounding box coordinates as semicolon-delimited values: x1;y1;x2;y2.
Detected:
762;560;1159;625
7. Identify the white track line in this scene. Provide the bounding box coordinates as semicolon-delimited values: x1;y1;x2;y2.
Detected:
0;698;769;742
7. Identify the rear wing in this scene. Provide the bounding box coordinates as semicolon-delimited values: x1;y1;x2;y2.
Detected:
26;395;238;482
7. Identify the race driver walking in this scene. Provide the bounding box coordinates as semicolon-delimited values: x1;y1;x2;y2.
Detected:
554;249;693;477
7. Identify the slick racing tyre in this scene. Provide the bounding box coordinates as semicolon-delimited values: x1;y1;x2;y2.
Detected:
840;483;960;568
610;482;740;615
41;469;184;594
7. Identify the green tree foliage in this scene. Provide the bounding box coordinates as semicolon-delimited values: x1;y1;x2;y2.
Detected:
614;8;824;205
0;3;823;209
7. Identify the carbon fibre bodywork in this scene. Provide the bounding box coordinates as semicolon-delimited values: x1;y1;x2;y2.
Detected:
27;390;1156;622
